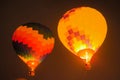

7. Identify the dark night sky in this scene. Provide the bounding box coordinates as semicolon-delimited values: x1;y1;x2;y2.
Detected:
1;0;120;80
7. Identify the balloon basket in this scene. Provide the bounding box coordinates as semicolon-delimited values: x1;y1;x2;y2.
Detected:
85;62;91;70
29;70;35;76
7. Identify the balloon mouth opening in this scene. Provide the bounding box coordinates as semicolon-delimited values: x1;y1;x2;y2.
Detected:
77;48;95;70
27;60;39;76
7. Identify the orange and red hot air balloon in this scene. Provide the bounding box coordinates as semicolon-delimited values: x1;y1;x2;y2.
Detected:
12;23;55;76
58;7;107;70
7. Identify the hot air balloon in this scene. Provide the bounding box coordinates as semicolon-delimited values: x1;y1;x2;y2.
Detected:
12;23;55;76
58;7;107;70
16;78;27;80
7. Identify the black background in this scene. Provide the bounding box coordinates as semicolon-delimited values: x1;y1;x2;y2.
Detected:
1;0;120;80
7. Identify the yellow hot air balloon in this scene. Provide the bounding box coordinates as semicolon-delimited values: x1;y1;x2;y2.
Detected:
58;7;107;70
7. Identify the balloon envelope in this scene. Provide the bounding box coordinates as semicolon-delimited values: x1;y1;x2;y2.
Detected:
58;7;107;69
12;23;55;75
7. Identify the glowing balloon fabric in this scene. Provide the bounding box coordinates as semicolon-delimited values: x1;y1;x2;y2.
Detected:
12;23;55;76
58;7;107;70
